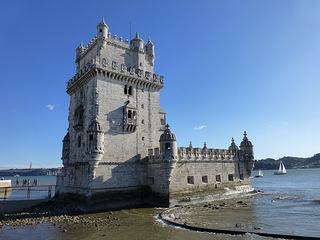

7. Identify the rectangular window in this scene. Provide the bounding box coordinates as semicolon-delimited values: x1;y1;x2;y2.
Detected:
228;174;234;181
187;176;194;184
148;177;154;185
202;175;208;183
89;134;94;141
216;175;221;182
165;143;171;149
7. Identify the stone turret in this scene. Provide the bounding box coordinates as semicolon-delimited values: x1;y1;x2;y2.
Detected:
130;32;144;51
145;37;155;57
239;131;253;158
239;131;254;174
228;137;239;152
61;132;70;165
97;17;108;49
159;124;177;161
86;119;104;153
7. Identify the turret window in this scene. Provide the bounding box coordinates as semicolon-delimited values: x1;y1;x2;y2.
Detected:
77;136;81;148
165;143;171;149
124;85;133;96
89;134;94;141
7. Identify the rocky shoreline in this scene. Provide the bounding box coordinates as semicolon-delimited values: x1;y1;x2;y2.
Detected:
0;200;121;231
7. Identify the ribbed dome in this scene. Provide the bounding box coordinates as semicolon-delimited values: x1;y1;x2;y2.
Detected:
229;138;239;151
87;119;103;132
240;131;253;148
160;124;177;141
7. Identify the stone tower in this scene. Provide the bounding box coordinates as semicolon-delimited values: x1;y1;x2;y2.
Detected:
56;18;166;207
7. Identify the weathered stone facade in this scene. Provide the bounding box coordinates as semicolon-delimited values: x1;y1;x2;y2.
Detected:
56;19;255;209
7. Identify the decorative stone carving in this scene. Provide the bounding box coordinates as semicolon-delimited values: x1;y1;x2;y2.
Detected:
102;58;107;67
112;61;117;70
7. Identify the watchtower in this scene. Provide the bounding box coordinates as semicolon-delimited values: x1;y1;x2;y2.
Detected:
56;18;166;205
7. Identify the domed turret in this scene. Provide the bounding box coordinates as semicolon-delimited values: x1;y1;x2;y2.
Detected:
97;17;109;39
239;131;254;175
240;131;253;150
145;37;155;57
130;32;144;51
76;42;84;61
159;124;177;160
160;124;177;142
61;132;70;164
87;119;103;132
86;119;104;156
229;137;239;151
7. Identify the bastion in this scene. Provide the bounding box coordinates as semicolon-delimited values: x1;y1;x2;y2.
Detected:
55;18;255;210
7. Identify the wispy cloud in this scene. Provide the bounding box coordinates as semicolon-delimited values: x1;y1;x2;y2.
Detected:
47;104;54;110
265;125;273;132
194;125;207;130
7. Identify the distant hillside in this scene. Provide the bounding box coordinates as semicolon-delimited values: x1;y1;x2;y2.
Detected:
254;153;320;170
0;168;60;177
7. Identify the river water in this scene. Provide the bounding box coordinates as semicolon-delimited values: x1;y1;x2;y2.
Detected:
0;169;319;239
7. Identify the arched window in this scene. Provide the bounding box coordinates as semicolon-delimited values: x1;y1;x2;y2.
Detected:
128;110;132;119
77;136;81;148
128;86;132;95
124;85;127;94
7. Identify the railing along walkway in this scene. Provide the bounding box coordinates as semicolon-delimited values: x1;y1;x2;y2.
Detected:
0;185;56;200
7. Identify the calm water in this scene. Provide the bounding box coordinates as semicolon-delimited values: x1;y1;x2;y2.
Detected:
0;176;56;200
250;168;320;237
0;169;319;239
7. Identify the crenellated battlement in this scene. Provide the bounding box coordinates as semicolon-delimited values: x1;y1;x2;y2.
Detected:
178;147;237;161
76;34;131;61
66;62;164;93
148;146;238;162
68;21;163;94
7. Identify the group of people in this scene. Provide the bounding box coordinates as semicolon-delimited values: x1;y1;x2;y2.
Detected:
15;178;38;187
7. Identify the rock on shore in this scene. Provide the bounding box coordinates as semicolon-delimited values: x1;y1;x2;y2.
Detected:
0;200;121;230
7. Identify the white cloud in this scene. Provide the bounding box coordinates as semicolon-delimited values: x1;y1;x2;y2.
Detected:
47;104;54;110
265;125;273;132
194;125;207;130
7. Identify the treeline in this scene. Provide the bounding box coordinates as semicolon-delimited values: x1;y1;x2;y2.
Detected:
254;153;320;170
0;168;59;177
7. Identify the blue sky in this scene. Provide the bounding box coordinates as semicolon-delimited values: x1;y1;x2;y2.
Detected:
1;0;320;169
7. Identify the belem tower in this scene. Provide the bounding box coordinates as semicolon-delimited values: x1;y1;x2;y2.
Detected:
56;18;255;209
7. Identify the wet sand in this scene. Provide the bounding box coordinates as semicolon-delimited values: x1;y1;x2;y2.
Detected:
0;198;276;240
0;199;50;214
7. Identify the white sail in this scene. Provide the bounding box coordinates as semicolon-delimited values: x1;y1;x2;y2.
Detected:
281;161;287;173
278;162;282;172
274;161;287;175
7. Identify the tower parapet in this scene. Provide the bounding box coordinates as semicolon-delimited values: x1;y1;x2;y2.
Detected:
68;19;163;95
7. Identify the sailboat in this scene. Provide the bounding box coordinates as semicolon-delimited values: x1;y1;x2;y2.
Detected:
255;169;263;178
274;161;287;175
